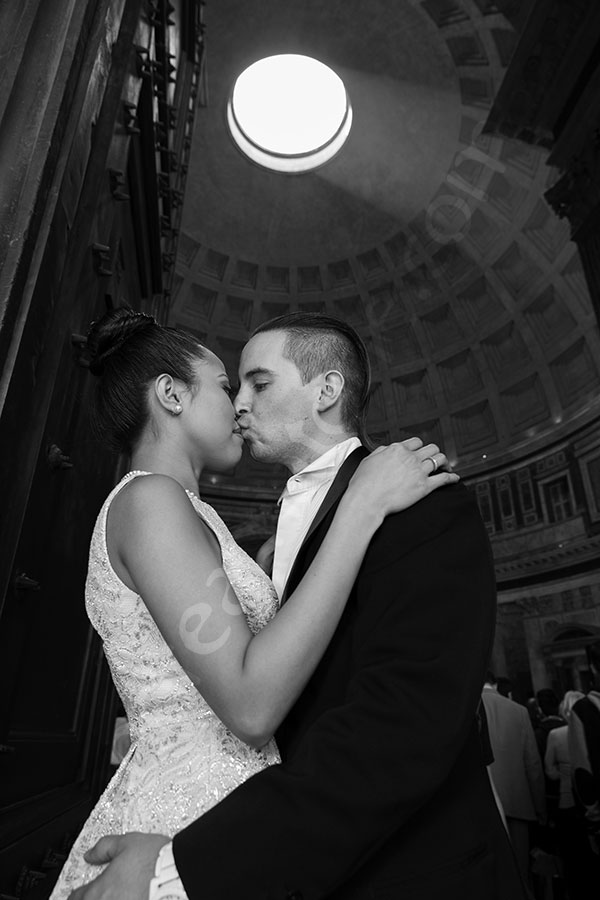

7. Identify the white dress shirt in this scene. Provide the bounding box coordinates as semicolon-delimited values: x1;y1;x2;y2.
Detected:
149;437;362;900
149;843;187;900
271;436;362;599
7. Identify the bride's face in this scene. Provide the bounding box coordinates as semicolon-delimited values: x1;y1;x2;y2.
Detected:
182;351;244;472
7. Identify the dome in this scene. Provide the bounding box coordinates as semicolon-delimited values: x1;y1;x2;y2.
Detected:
170;0;600;481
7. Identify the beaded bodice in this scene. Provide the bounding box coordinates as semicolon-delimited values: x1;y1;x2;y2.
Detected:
49;471;281;899
86;471;280;753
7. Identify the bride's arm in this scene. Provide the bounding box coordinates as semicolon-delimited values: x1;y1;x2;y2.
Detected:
112;444;458;748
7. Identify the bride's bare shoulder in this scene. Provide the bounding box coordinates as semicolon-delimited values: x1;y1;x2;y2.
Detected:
109;474;196;529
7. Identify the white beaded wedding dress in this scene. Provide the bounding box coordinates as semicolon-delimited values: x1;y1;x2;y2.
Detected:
50;471;280;899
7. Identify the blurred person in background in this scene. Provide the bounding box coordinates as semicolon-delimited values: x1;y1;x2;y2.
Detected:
545;691;593;899
569;640;600;872
483;671;547;892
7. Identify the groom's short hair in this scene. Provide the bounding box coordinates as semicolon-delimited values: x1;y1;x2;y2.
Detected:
252;312;371;439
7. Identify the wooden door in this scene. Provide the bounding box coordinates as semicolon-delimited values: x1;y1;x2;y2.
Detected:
0;0;203;894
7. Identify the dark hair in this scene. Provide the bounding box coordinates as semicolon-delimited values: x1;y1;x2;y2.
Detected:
252;312;372;442
87;307;205;453
485;670;496;685
496;676;513;698
536;688;559;716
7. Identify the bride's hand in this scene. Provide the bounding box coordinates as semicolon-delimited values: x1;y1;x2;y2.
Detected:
346;437;459;519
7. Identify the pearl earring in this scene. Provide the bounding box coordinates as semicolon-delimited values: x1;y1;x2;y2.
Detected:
173;405;182;415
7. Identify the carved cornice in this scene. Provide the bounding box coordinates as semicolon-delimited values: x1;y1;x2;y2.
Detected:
498;594;557;617
495;531;600;583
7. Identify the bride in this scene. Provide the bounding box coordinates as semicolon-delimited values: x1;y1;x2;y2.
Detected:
50;307;456;899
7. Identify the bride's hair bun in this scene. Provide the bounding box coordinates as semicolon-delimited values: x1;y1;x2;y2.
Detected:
85;305;205;455
87;307;157;376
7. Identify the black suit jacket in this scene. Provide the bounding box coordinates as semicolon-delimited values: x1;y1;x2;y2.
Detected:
173;448;526;899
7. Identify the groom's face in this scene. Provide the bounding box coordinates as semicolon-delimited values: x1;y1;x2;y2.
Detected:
235;331;321;472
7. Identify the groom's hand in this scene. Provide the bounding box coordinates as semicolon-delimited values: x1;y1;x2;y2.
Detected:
256;533;276;575
68;832;169;900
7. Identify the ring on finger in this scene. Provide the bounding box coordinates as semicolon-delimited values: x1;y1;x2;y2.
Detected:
424;455;438;474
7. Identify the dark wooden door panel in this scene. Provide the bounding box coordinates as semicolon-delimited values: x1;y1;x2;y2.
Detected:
0;3;203;896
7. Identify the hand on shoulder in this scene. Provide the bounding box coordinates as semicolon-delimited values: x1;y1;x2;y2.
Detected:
346;439;460;521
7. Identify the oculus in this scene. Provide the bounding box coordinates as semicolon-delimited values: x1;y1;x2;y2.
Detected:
227;54;352;173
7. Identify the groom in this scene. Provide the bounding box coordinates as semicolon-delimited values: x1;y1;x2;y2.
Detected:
72;313;526;899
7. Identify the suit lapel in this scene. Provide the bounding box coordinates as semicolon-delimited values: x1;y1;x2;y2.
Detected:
281;446;369;603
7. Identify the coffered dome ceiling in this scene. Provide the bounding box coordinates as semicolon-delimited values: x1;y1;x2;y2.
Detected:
171;0;600;481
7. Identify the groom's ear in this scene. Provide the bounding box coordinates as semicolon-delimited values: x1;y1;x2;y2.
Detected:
316;370;344;411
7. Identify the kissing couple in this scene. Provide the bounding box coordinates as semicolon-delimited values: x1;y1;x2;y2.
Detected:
51;309;526;900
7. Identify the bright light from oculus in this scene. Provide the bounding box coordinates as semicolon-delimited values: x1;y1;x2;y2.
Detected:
227;54;352;173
